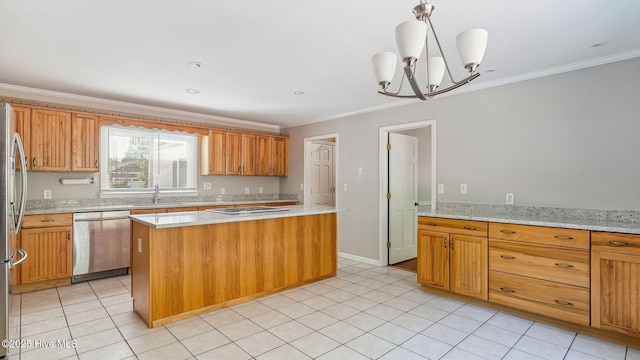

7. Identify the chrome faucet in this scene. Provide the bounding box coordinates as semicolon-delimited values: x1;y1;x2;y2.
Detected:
153;184;161;204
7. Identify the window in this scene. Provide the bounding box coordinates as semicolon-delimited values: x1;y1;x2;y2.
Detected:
100;125;197;193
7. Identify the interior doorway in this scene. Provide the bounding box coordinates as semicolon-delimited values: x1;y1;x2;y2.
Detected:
378;120;436;267
304;134;338;207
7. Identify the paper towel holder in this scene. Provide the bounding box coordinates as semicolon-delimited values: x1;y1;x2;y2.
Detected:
60;177;95;185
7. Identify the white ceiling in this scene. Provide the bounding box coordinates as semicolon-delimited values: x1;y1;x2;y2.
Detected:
1;0;640;129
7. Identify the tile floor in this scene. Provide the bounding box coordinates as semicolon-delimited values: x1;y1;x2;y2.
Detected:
15;257;640;360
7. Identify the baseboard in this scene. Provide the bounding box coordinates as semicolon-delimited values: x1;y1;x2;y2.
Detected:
338;252;382;266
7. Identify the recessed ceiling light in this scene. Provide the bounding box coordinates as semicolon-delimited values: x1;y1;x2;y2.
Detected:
590;42;606;48
293;91;305;95
188;61;203;68
185;88;200;94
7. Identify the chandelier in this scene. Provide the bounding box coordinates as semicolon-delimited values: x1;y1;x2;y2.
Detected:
372;0;488;100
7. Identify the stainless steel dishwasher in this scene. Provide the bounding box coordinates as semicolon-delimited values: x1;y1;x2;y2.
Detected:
72;211;131;283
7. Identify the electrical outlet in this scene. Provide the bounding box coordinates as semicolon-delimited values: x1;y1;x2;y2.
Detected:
506;192;515;205
300;183;304;191
460;184;468;195
203;182;211;190
220;188;225;195
245;187;250;194
43;189;52;199
259;186;263;194
437;184;445;194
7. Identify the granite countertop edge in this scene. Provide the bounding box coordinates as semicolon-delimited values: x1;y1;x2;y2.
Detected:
25;199;297;215
130;205;338;229
417;211;640;234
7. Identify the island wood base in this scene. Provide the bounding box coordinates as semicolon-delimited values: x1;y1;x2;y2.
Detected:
131;213;337;328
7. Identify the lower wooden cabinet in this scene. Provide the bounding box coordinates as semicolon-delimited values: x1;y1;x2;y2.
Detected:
19;214;73;284
591;231;640;337
417;217;488;300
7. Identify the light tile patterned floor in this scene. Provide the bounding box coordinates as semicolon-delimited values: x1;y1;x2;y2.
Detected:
15;257;640;360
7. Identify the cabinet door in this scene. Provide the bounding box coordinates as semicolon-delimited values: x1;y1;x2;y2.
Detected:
591;250;640;337
241;134;256;175
208;129;226;175
20;226;72;283
417;230;449;290
30;109;72;171
71;113;99;172
225;132;242;175
271;136;288;176
450;234;488;300
12;105;31;171
256;135;272;175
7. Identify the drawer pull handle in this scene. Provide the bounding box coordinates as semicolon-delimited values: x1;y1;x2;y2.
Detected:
499;287;516;294
554;300;574;307
608;241;631;247
426;223;438;226
463;226;476;230
40;219;55;223
500;255;516;260
500;230;516;234
554;236;574;240
554;263;574;269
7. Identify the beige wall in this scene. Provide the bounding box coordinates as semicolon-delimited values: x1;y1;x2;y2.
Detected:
280;57;640;262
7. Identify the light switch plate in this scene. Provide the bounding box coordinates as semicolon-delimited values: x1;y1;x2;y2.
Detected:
244;187;250;194
343;183;348;192
460;184;468;195
203;182;211;190
43;189;52;199
437;184;444;194
220;188;225;195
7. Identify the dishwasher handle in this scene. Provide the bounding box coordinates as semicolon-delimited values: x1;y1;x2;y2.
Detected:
74;217;131;222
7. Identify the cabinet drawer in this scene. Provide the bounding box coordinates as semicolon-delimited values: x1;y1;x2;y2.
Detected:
419;217;487;237
591;232;640;256
489;240;590;287
22;213;72;228
489;223;589;249
489;271;590;326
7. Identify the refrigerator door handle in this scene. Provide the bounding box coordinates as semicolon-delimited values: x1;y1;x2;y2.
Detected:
13;133;28;235
8;249;27;269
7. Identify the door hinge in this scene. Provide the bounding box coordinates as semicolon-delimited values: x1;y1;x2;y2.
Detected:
386;143;391;151
386;242;391;249
387;193;391;199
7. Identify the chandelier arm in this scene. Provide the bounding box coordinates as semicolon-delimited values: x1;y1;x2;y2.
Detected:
378;72;480;99
404;66;427;100
425;16;457;83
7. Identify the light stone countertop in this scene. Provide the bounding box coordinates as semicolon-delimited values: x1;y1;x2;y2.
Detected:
417;210;640;234
24;199;296;215
130;205;337;229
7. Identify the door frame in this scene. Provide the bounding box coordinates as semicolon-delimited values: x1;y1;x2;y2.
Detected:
378;120;436;266
303;133;339;207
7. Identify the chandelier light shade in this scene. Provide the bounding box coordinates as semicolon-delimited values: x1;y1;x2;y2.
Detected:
372;0;488;100
372;52;398;90
456;28;489;72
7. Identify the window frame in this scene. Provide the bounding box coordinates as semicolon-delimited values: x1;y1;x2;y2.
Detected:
99;125;199;196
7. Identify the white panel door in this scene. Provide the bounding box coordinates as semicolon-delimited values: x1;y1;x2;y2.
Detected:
388;132;418;264
311;143;335;206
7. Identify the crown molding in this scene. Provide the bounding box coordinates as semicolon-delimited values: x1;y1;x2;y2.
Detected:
0;83;281;131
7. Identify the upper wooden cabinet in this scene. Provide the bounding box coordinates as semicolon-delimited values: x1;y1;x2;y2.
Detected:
71;113;99;172
257;135;288;176
12;105;31;171
30;109;72;171
225;132;257;175
12;105;99;173
201;129;226;175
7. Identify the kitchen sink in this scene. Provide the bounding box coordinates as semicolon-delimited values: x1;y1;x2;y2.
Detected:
206;206;290;215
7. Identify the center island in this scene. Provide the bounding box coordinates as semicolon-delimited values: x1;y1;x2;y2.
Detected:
129;205;337;328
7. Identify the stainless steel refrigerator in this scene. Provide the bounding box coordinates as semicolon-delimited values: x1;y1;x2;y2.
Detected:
1;103;28;359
